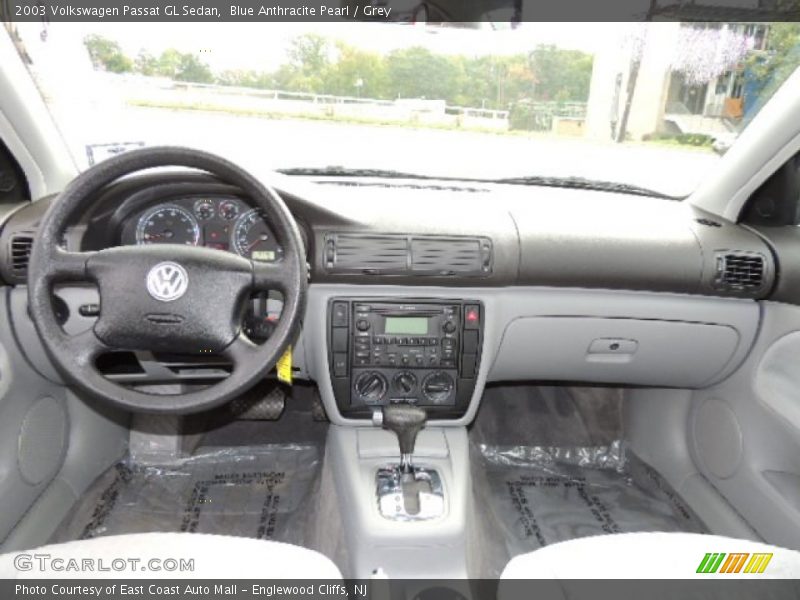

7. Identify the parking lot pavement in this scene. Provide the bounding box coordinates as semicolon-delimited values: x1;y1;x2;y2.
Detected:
60;105;720;198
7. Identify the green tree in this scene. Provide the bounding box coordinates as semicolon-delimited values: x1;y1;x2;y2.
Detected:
325;42;388;98
386;47;463;101
744;23;800;104
174;53;214;83
83;34;133;73
528;45;593;102
154;48;183;78
273;33;332;92
134;50;159;76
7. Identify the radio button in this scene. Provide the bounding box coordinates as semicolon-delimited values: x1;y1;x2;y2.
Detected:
332;328;348;352
356;319;370;332
463;330;479;354
462;353;477;377
333;353;347;377
464;304;480;329
332;302;349;327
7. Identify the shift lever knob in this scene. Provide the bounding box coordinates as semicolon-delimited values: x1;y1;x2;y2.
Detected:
382;404;427;472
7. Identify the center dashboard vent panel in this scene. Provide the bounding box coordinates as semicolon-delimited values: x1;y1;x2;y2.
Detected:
323;233;492;276
713;251;767;293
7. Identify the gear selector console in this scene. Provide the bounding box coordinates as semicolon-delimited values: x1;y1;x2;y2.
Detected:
327;298;484;418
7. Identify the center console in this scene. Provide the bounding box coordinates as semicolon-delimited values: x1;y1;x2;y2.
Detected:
327;298;484;418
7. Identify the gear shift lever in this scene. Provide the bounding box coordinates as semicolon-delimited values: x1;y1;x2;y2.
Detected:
376;404;442;520
382;404;427;473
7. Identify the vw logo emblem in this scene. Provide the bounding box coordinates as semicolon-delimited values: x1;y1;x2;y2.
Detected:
146;262;189;302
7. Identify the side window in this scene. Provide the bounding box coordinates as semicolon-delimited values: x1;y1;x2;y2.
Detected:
0;138;30;205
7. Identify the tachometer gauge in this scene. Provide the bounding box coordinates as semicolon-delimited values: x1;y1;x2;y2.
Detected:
135;205;200;246
233;209;283;261
219;200;240;221
194;199;215;220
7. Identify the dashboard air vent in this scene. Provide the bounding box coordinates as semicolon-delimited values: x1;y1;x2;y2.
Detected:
323;233;493;276
411;237;489;274
325;234;408;273
10;234;33;279
714;252;766;292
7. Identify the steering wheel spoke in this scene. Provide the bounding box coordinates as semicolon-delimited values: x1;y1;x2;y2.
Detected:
61;328;109;365
252;259;294;292
222;332;261;365
46;248;97;282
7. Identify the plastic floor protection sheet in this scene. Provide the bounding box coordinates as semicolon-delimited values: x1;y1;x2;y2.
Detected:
51;445;320;546
475;441;707;560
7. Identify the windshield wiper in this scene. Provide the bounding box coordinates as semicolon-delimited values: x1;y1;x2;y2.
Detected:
489;176;677;199
277;166;676;199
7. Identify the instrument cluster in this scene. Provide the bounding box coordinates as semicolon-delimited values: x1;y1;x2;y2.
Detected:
122;196;284;262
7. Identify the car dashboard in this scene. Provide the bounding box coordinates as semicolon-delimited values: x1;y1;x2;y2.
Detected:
0;168;785;426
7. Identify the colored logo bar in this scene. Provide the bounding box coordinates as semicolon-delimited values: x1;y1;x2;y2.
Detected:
696;552;773;574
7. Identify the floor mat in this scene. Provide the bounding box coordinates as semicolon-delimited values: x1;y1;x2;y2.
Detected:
51;445;320;546
471;385;624;448
474;441;707;561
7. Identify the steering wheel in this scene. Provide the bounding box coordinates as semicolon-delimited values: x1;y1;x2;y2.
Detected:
27;147;307;414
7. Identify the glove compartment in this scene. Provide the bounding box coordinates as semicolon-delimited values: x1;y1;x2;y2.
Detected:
490;315;744;388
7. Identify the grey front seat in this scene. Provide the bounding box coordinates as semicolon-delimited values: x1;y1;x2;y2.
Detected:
501;532;800;579
0;533;342;578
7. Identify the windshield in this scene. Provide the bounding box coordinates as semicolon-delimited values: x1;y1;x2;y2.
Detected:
5;21;800;197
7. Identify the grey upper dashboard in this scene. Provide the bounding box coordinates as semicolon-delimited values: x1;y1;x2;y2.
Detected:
0;171;778;301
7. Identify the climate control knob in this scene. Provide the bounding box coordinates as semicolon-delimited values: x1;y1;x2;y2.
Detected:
421;371;454;404
354;371;388;403
393;371;417;395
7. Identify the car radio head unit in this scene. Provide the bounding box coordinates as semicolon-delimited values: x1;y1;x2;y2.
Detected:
327;298;483;419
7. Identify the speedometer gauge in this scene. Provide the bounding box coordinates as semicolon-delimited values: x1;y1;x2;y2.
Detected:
136;205;200;246
233;209;282;261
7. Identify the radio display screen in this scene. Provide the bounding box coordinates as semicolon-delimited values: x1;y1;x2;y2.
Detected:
384;316;429;335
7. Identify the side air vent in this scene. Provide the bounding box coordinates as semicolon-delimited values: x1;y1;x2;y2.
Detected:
324;233;493;276
10;234;34;280
714;252;766;292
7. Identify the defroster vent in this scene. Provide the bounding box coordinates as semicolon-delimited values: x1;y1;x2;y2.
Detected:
714;251;766;292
